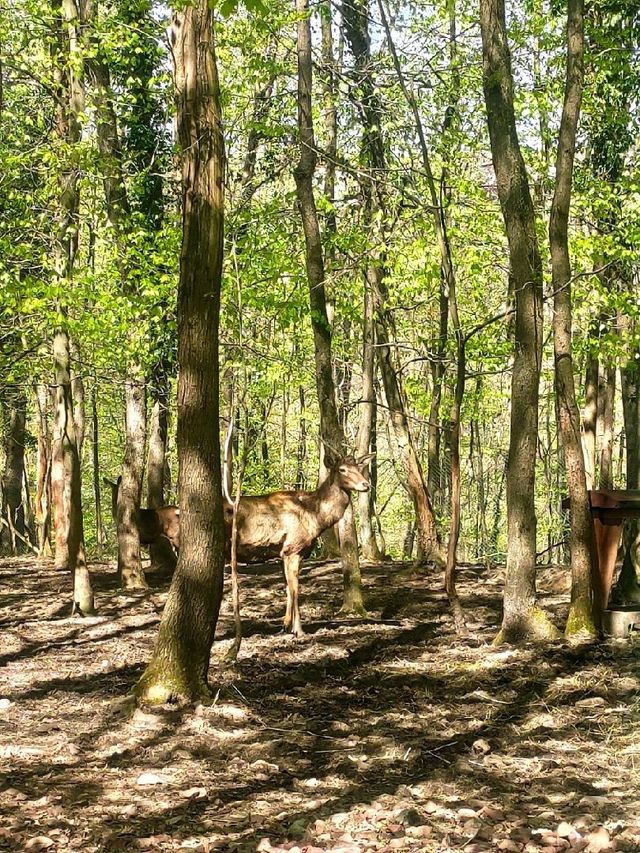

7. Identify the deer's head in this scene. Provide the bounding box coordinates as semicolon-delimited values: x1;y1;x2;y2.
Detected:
333;456;372;493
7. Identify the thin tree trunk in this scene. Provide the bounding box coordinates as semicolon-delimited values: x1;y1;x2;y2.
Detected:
356;274;383;562
135;0;226;704
428;285;448;512
294;0;366;615
480;0;558;642
85;21;147;588
90;380;105;551
582;348;598;489
53;331;94;614
342;0;443;568
621;358;640;581
35;384;52;557
599;365;615;489
379;0;464;618
147;367;175;574
49;0;94;613
549;0;595;635
70;338;85;460
296;385;307;490
470;417;488;561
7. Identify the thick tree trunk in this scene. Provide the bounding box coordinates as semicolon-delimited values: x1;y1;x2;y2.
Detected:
480;0;558;642
135;0;226;705
548;0;595;635
1;391;27;553
294;0;366;615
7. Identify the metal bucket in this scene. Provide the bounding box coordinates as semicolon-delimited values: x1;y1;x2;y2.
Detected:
602;606;640;639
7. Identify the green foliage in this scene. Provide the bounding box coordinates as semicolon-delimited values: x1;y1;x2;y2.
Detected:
1;0;638;565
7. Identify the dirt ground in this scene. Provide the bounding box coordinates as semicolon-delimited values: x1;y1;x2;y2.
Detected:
1;555;640;853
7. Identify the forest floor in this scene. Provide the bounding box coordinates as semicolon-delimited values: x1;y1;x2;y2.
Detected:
1;556;640;853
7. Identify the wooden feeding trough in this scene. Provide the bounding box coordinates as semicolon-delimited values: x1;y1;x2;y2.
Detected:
563;490;640;628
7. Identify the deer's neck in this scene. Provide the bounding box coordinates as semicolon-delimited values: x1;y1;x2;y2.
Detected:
314;475;350;532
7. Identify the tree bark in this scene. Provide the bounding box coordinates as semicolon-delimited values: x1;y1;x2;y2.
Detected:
294;0;366;615
582;347;598;489
599;365;615;489
90;380;106;551
135;0;226;704
48;0;94;614
35;384;53;557
1;391;27;553
147;367;176;573
52;331;94;613
549;0;595;635
118;377;147;588
356;274;383;562
480;0;558;642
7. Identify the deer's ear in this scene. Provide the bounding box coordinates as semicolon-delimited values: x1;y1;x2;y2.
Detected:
357;452;376;465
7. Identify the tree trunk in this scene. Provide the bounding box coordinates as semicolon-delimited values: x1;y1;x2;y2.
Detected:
480;0;558;642
294;0;366;616
90;380;106;551
117;377;147;588
70;338;85;460
147;367;176;573
35;384;53;557
53;330;94;614
599;365;615;489
356;274;383;562
48;0;93;613
582;348;598;489
549;0;595;635
342;0;443;568
470;418;489;561
621;360;640;581
135;0;226;705
85;22;147;588
1;391;27;553
428;283;449;512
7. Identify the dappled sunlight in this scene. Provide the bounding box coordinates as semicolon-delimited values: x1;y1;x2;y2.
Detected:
2;557;640;851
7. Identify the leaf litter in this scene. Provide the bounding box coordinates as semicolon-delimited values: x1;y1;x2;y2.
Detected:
1;557;640;852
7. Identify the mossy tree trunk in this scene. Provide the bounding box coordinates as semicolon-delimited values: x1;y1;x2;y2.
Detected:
135;0;226;705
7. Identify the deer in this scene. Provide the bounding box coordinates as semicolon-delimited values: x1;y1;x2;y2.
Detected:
103;477;181;552
224;454;372;638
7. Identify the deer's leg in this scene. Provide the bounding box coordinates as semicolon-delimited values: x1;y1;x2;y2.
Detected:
283;553;303;637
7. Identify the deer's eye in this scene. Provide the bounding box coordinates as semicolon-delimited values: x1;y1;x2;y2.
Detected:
339;466;348;474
